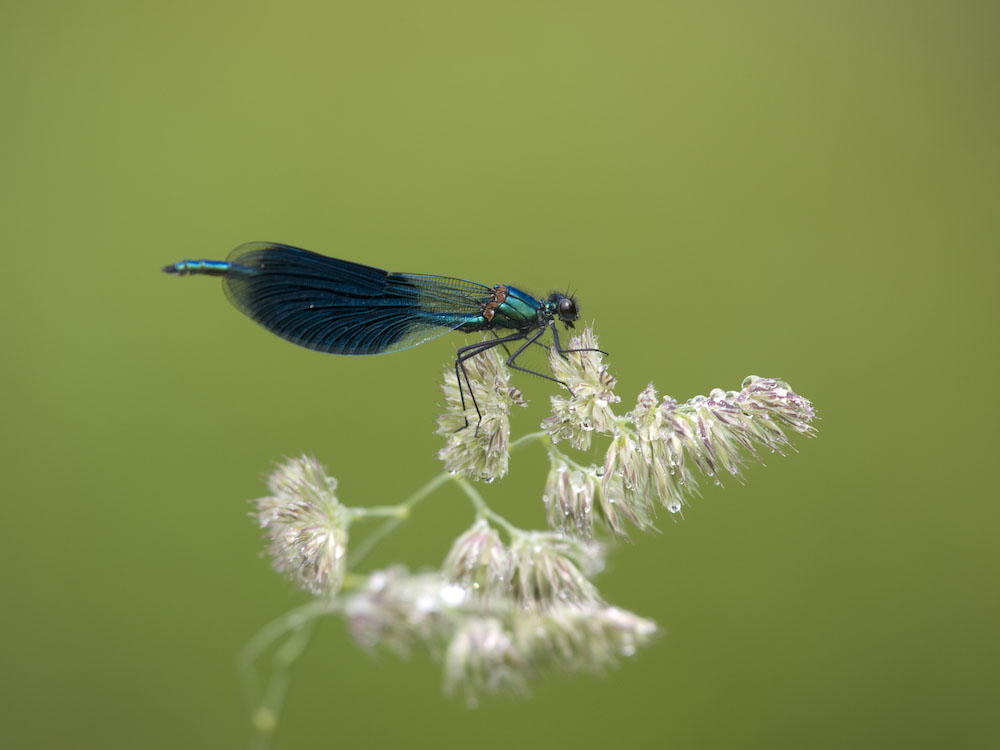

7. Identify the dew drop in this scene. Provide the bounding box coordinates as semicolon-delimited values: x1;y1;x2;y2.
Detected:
667;500;682;514
440;583;467;607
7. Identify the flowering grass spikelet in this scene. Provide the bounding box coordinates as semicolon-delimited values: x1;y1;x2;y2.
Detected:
737;376;818;444
595;473;658;539
513;604;658;672
444;618;529;703
507;532;604;609
342;563;657;703
437;345;526;481
442;520;511;600
620;377;817;516
253;455;349;596
344;566;457;656
632;385;698;512
541;375;817;539
598;429;657;538
542;327;619;450
542;459;598;541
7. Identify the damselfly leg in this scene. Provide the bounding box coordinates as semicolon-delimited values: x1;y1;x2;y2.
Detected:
453;323;609;431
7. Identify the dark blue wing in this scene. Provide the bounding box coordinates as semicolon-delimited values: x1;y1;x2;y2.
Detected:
222;242;492;355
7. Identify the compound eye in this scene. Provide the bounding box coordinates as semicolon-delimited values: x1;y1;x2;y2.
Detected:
558;297;577;319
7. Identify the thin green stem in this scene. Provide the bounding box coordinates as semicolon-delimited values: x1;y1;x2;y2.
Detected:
543;441;575;469
614;415;638;435
452;475;488;515
249;618;318;750
240;598;340;749
348;471;453;568
349;505;408;521
510;430;548;452
239;600;338;695
400;470;454;510
453;476;521;537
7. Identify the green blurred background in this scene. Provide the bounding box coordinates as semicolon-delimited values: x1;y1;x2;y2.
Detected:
3;1;997;747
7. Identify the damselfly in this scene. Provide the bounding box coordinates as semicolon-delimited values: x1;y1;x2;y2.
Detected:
163;242;603;422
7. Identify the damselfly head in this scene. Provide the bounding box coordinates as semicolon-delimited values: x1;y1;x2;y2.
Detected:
549;292;578;328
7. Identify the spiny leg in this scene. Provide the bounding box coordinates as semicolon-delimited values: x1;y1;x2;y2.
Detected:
455;334;525;413
454;341;494;424
549;321;610;358
509;323;611;394
528;337;552;353
488;328;516;359
454;332;529;430
456;335;526;430
504;326;570;388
